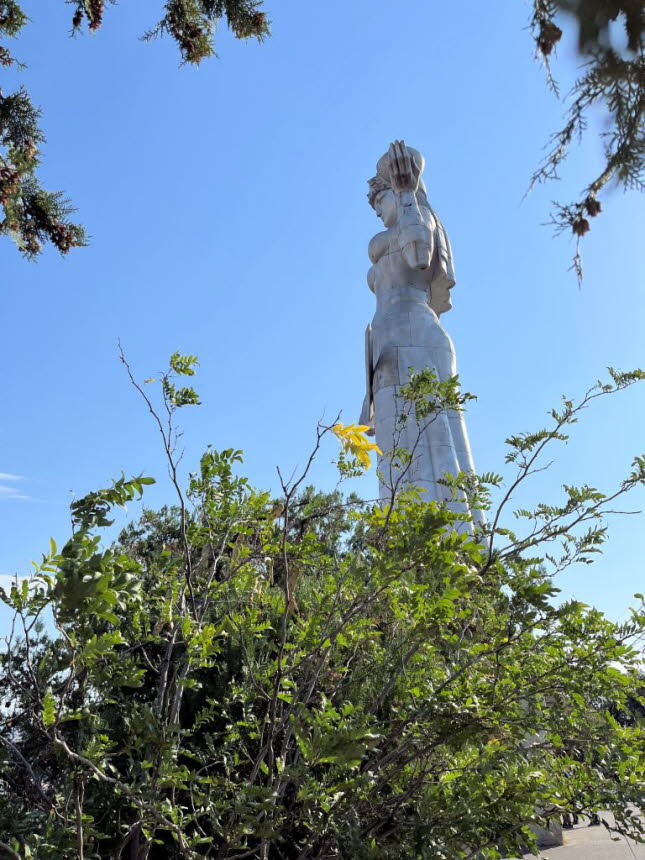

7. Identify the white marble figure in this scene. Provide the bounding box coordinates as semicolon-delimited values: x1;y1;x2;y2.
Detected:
360;141;481;522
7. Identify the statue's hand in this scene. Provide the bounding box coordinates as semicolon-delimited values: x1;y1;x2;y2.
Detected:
388;139;421;194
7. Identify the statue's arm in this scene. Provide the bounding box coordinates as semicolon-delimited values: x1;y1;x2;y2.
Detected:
388;141;434;270
395;193;434;271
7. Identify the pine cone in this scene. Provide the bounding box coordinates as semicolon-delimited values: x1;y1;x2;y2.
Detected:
538;21;563;56
572;217;590;237
584;196;602;217
88;0;104;30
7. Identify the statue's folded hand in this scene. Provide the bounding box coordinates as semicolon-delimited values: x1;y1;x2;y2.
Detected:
388;139;421;194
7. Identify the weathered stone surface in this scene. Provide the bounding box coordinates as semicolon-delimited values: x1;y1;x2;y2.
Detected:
533;820;564;849
360;141;482;525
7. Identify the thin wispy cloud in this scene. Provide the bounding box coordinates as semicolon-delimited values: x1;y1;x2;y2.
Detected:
0;472;32;501
0;487;31;500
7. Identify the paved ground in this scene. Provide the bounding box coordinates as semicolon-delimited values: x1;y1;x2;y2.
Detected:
520;819;645;859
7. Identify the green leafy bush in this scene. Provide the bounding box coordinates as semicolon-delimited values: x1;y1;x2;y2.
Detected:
1;356;645;859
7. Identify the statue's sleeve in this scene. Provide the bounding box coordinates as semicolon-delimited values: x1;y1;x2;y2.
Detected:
435;213;455;286
359;324;375;434
428;206;456;315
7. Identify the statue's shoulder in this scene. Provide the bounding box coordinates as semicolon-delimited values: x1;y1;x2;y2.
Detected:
368;229;390;263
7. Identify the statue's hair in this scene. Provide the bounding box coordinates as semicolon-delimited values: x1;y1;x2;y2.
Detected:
367;175;430;210
367;174;390;208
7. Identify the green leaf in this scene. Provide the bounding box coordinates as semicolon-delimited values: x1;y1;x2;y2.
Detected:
42;688;56;727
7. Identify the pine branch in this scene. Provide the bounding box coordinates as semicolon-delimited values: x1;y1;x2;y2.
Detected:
141;0;270;66
0;0;270;259
530;1;645;281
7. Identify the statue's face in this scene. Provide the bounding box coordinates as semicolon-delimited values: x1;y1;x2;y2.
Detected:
374;189;397;227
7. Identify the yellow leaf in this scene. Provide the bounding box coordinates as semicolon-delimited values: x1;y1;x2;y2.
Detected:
331;422;381;469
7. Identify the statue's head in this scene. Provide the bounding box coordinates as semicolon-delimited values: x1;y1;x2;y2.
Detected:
366;142;456;314
367;144;427;227
368;182;398;227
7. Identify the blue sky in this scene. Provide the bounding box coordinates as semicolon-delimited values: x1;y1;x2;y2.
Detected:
1;0;643;628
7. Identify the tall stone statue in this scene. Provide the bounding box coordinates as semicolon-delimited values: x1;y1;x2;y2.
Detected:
360;141;482;523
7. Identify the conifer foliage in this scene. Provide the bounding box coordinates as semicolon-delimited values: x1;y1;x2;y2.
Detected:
530;1;644;278
0;2;87;258
0;0;268;258
1;1;643;265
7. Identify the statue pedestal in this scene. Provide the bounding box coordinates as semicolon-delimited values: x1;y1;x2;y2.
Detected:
532;820;564;848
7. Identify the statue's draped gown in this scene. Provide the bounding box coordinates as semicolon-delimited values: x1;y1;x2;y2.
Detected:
362;189;483;527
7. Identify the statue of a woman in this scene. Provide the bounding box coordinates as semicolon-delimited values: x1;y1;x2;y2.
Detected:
360;141;482;523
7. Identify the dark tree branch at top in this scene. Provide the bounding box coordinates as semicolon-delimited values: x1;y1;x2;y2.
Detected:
530;0;644;280
0;0;642;274
0;0;269;258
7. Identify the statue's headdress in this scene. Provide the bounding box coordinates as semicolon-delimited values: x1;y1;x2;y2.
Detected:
367;174;390;208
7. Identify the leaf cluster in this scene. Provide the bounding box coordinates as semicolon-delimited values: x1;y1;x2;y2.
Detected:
331;423;381;471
